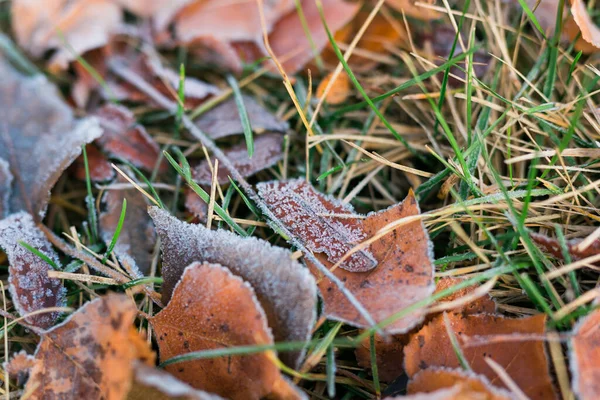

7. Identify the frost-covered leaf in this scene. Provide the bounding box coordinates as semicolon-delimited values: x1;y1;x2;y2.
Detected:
73;145;114;182
24;293;155;399
149;207;316;368
432;277;497;315
191;133;283;185
404;313;556;400
570;309;600;400
0;212;66;329
128;363;224;400
257;179;435;333
532;232;600;263
194;96;288;140
5;350;35;386
94;104;166;173
0;159;12;219
256;179;377;272
0;57;102;219
150;262;304;400
100;176;156;276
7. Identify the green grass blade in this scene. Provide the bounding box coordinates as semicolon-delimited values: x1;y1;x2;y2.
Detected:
226;74;254;158
102;198;127;263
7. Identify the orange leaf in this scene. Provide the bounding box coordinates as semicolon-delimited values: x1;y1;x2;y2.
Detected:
149;207;317;368
316;72;351;105
531;232;600;263
257;179;435;333
571;0;600;49
0;212;66;329
385;0;441;21
150;262;303;400
404;313;557;400
570;309;600;400
24;293;154;398
432;277;497;315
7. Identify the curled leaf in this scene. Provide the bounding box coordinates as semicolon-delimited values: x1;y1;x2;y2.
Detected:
149;207;317;368
24;293;155;399
150;262;304;400
0;212;66;329
570;309;600;400
404;313;556;400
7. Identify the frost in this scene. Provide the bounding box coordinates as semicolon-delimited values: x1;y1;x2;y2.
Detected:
0;159;12;219
256;178;377;272
149;207;317;368
0;212;66;329
192;133;284;185
0;58;102;220
193;95;288;140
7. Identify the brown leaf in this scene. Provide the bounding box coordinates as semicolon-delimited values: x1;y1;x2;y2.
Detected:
24;293;155;399
571;0;600;49
257;179;435;333
149;207;317;368
0;57;102;220
73;145;115;182
433;277;497;315
150;262;303;400
385;0;441;20
404;313;557;400
191;133;283;186
194;96;288;140
99;176;156;276
94;104;167;173
184;188;208;222
531;232;600;263
570;309;600;400
0;212;66;329
5;350;35;386
0;160;11;219
116;0;193;31
316;72;351;105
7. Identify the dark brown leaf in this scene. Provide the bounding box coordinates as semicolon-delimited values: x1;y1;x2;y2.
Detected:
73;145;115;182
570;309;600;400
149;207;317;368
0;212;66;329
532;232;600;263
150;262;304;400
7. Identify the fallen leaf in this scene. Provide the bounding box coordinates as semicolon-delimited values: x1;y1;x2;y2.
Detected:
432;277;497;315
194;96;288;140
24;293;155;399
191;133;283;186
316;72;351;105
0;160;12;219
0;57;102;220
257;179;435;333
116;0;193;31
99;175;156;276
73;145;115;182
150;262;304;400
531;232;600;263
184;188;208;222
404;313;557;400
94;104;167;173
0;212;66;329
5;350;35;386
149;207;316;368
570;309;600;400
571;0;600;49
385;0;441;20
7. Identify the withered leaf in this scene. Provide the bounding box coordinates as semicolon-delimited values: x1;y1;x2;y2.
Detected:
73;145;114;182
385;0;441;20
316;72;351;105
194;95;288;140
149;207;317;368
432;277;497;315
117;0;192;31
191;133;283;186
99;175;156;276
0;57;102;220
184;188;208;222
150;262;304;400
5;350;35;386
24;293;155;399
0;212;66;329
257;179;435;333
0;159;11;219
570;309;600;400
404;313;557;400
571;0;600;49
532;232;600;263
94;104;166;173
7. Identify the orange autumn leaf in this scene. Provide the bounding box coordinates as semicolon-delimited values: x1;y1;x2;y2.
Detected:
571;0;600;49
385;0;441;21
432;277;497;315
150;262;303;400
570;309;600;400
24;293;155;399
316;72;351;105
404;313;557;400
257;179;435;333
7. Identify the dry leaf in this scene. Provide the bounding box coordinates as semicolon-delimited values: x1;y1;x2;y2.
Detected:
531;232;600;263
149;207;317;368
117;0;193;31
73;145;115;182
99;175;156;276
432;277;497;315
194;96;288;140
24;293;155;399
184;188;208;222
570;309;600;400
404;313;557;400
257;179;435;333
150;262;303;400
0;57;102;220
316;72;351;105
191;133;283;185
385;0;441;20
5;350;35;386
571;0;600;49
0;212;66;329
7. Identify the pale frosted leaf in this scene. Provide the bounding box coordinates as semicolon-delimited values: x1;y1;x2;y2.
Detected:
0;212;66;329
0;57;102;220
116;0;193;31
193;95;288;140
150;262;304;400
257;179;377;272
192;133;283;185
570;309;600;400
149;207;317;368
72;145;114;182
0;159;12;219
99;175;156;276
